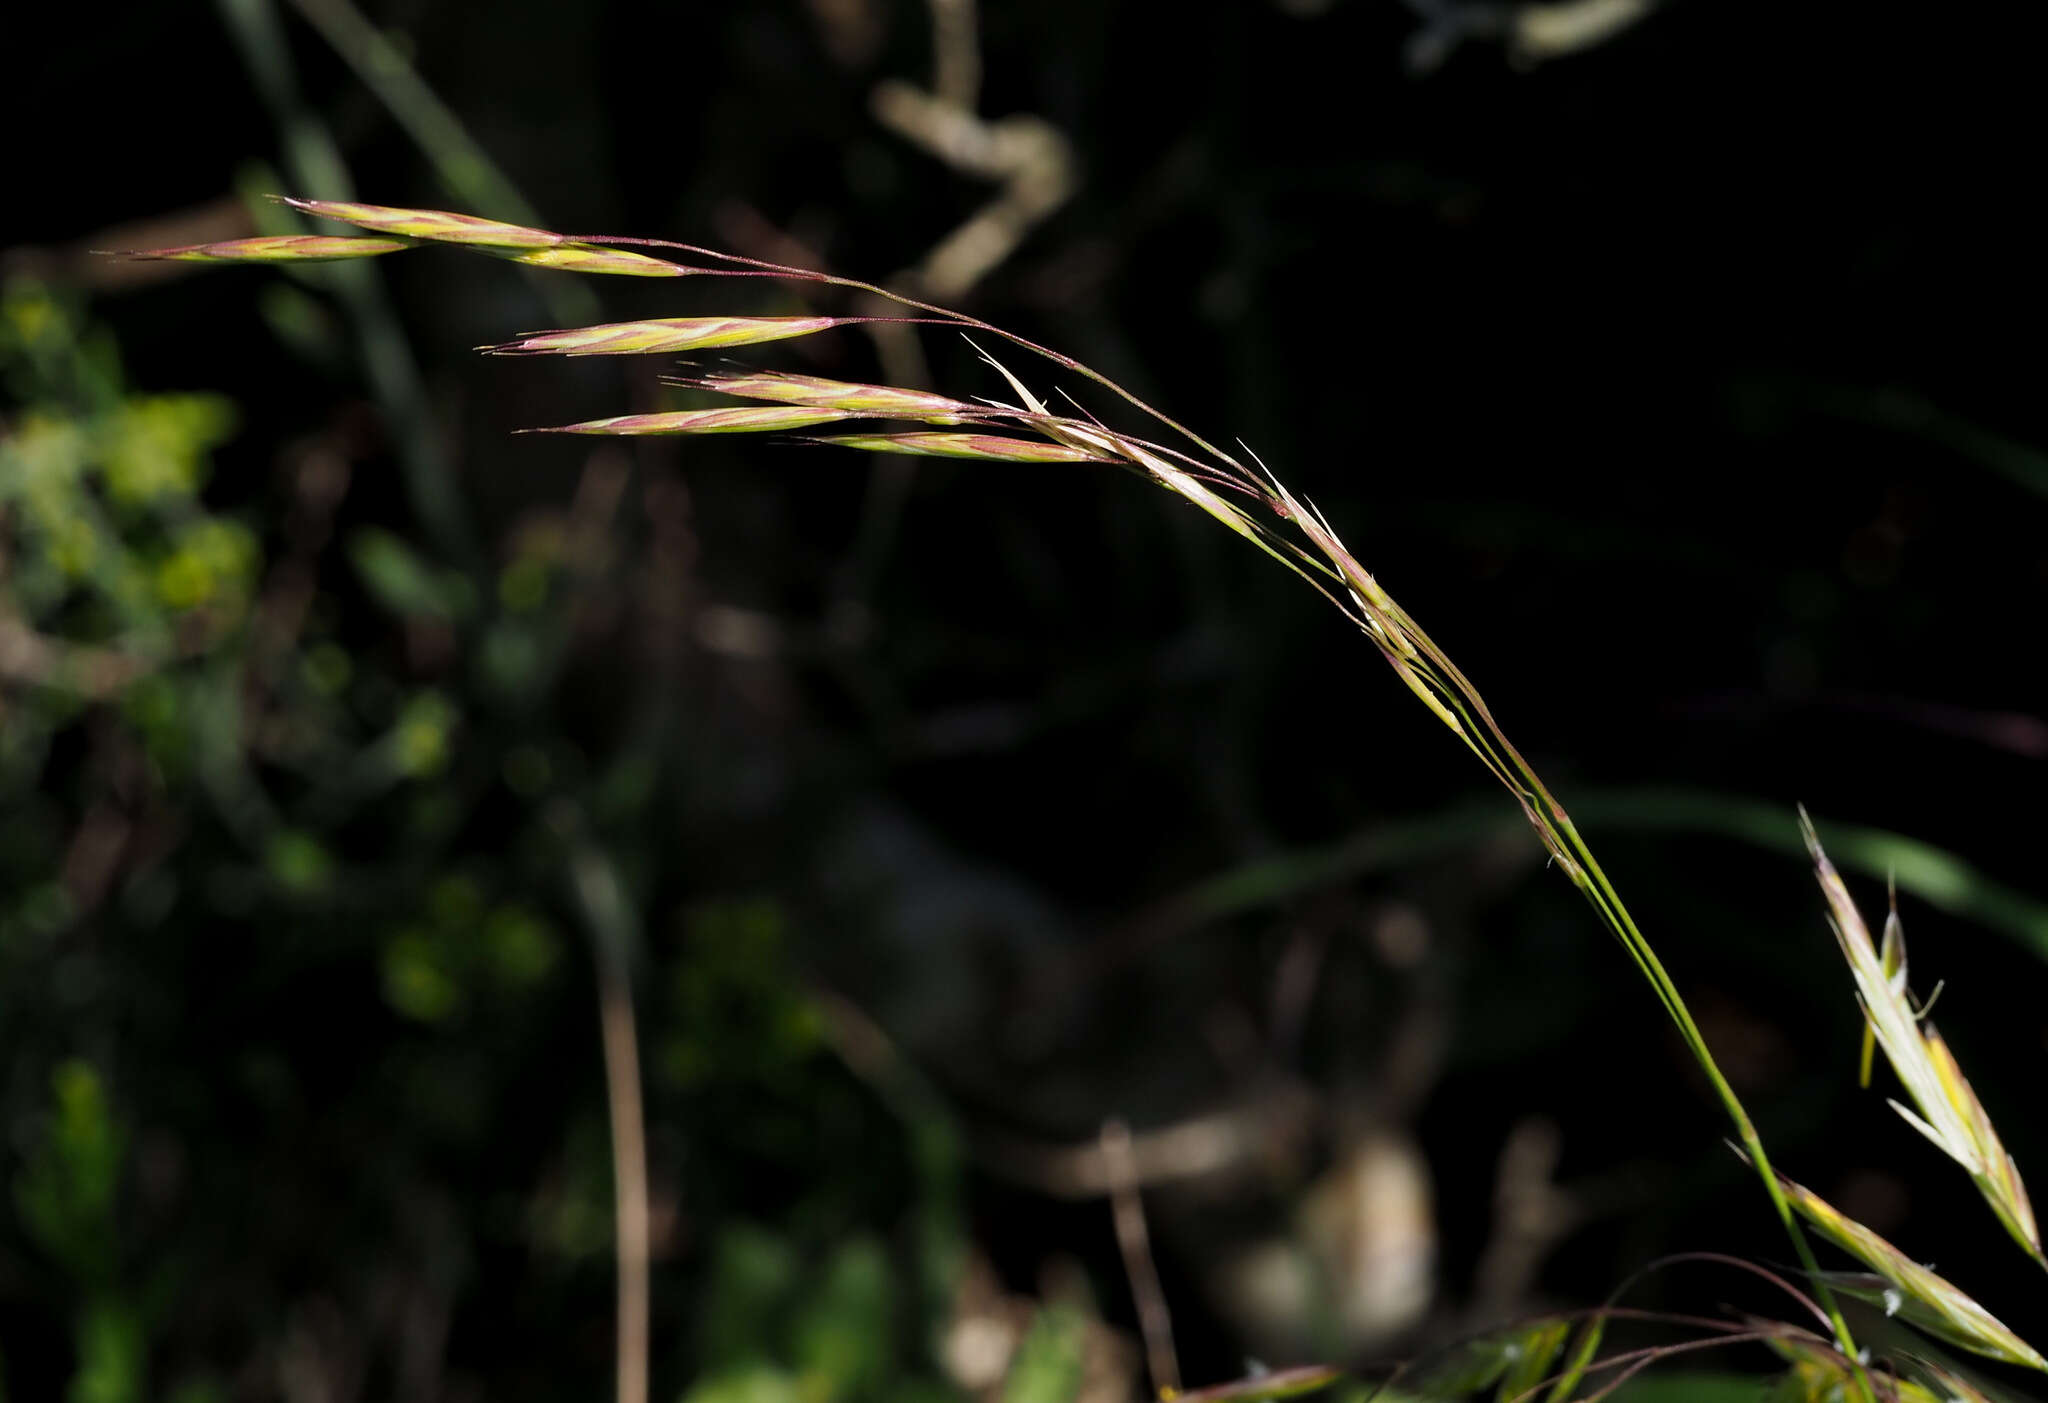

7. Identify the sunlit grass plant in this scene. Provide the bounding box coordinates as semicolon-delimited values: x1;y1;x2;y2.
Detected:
117;200;2048;1403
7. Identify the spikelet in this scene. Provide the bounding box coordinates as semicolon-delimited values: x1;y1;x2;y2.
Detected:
279;197;564;247
524;407;853;436
111;235;411;263
483;316;848;357
1760;1165;2045;1371
111;201;683;276
1802;814;2043;1266
277;198;682;276
811;432;1115;463
491;244;685;277
678;370;982;422
1111;435;1269;548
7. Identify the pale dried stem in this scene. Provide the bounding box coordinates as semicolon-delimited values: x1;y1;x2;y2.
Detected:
1101;1118;1180;1398
597;961;650;1403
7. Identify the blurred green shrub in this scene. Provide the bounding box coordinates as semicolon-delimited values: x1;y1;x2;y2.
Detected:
0;280;969;1403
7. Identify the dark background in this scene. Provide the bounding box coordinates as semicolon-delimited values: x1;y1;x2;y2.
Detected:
6;1;2048;1399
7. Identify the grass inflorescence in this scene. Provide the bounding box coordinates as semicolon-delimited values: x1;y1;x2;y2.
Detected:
116;197;2048;1403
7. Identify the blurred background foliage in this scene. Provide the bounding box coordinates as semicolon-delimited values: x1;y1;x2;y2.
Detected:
4;0;2048;1399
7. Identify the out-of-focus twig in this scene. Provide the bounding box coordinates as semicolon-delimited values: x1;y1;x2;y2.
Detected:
1101;1118;1180;1399
826;0;1074;633
868;82;1073;302
1399;0;1660;73
1468;1117;1577;1322
705;0;1078;640
595;959;650;1403
804;0;886;68
1510;0;1658;62
1467;1117;1653;1328
927;0;981;111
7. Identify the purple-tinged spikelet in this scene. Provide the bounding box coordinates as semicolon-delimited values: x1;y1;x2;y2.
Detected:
278;197;563;248
277;198;683;276
813;432;1115;463
502;245;684;277
683;370;982;422
524;407;854;435
483;316;848;357
113;235;411;263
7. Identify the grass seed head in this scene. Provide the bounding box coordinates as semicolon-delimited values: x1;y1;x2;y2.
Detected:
118;199;1976;1386
279;197;563;249
112;234;411;263
1108;436;1264;542
685;370;982;422
811;432;1114;463
276;198;685;276
1914;1023;2041;1260
524;406;854;436
496;245;686;277
483;316;849;357
1802;814;2043;1265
